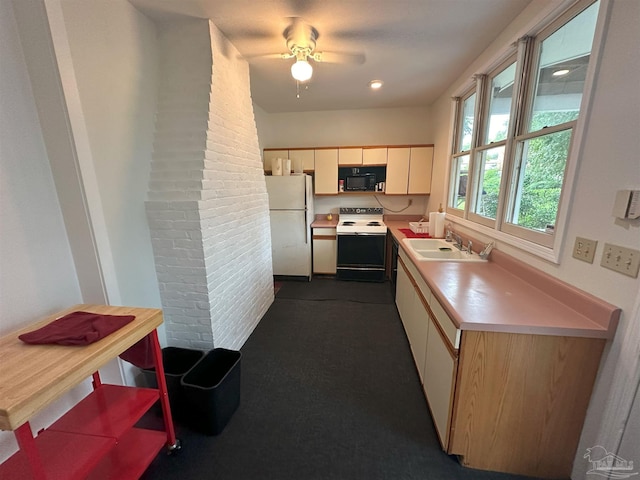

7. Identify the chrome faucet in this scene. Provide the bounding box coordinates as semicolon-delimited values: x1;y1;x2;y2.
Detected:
479;241;495;260
452;233;463;250
466;240;473;254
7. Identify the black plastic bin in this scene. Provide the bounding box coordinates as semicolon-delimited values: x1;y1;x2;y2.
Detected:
181;348;241;435
141;347;205;417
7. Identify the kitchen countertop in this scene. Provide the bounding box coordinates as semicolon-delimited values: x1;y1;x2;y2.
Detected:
385;220;620;339
311;214;339;228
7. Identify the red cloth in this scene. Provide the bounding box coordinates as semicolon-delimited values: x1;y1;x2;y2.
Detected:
399;228;432;238
119;336;155;369
19;311;135;346
19;310;156;369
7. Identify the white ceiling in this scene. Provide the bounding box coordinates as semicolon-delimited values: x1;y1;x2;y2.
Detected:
129;0;533;113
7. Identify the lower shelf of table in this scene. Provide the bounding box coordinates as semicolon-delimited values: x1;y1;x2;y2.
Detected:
0;429;115;480
0;384;167;480
86;427;167;480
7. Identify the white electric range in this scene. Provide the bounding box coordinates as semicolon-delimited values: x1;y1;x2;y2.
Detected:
336;207;387;282
336;207;387;235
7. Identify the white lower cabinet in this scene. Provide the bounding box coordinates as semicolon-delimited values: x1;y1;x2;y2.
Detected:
312;228;337;274
396;262;428;382
396;249;459;449
423;316;457;448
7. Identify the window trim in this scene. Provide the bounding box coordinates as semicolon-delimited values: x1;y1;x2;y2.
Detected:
445;0;607;264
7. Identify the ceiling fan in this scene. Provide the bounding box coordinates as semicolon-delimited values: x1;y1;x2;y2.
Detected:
259;17;365;82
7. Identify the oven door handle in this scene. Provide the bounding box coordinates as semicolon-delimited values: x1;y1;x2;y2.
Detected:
337;232;386;236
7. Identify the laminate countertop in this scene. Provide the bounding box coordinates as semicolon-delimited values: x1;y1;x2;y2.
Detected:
385;220;620;339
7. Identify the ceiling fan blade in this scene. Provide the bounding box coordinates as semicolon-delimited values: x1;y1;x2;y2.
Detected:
311;51;365;65
245;52;295;61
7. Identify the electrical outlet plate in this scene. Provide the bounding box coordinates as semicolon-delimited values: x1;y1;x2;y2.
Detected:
600;243;640;278
572;237;597;263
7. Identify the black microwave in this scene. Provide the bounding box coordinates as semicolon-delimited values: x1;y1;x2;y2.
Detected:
345;173;376;191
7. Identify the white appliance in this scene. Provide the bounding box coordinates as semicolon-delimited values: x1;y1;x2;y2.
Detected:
336;207;387;282
265;174;314;280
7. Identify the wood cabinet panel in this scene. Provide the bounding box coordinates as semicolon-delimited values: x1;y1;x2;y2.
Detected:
408;146;433;194
385;147;410;194
314;149;338;194
449;331;605;478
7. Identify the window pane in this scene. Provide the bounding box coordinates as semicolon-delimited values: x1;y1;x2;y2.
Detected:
529;1;599;132
486;63;516;144
458;93;476;152
450;154;470;210
509;129;572;231
473;146;505;220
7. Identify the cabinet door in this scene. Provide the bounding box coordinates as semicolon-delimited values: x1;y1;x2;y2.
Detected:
408;147;433;194
338;147;363;165
290;149;314;172
385;147;410;194
263;150;288;172
395;261;413;334
314;149;338;194
396;260;428;383
313;229;337;274
423;314;457;450
363;147;387;165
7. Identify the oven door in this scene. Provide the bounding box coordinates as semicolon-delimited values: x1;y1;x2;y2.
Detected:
336;233;386;282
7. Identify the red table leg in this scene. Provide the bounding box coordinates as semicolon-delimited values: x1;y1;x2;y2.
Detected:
91;371;102;390
14;422;47;480
149;330;178;450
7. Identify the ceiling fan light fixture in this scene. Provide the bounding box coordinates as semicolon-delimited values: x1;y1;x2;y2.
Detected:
291;59;313;82
369;80;384;90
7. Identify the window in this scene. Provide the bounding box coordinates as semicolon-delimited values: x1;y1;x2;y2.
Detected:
448;0;600;256
449;92;476;212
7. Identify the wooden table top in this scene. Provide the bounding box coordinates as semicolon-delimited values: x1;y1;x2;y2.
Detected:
0;305;162;431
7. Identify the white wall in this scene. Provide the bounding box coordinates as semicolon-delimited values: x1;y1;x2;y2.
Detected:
428;1;640;477
254;106;433;216
257;106;432;148
0;0;90;462
60;0;162;310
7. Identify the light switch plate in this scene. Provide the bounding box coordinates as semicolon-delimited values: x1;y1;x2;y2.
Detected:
572;237;597;263
600;243;640;278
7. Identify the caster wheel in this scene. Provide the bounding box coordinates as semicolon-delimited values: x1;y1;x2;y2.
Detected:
166;438;182;455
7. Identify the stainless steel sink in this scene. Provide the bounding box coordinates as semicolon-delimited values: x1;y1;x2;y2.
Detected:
402;238;487;262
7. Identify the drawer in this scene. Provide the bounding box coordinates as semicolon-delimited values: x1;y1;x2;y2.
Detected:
313;228;336;237
400;249;431;305
429;297;461;349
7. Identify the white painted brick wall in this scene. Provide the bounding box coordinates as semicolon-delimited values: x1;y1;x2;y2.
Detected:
145;20;273;351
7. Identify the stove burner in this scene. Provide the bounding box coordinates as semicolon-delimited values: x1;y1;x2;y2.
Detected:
367;221;381;226
342;221;355;226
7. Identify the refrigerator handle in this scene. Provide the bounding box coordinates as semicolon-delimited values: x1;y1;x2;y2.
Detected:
304;210;308;244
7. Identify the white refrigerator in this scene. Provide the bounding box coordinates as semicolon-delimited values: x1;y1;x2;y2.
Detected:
265;174;314;280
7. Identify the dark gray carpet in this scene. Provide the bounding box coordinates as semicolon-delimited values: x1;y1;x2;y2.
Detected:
140;279;541;480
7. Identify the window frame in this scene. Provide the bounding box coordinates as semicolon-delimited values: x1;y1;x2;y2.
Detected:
445;0;605;263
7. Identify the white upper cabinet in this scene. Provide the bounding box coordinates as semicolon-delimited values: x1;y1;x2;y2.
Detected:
385;147;410;194
338;148;363;166
314;149;338;194
362;147;387;165
408;146;433;194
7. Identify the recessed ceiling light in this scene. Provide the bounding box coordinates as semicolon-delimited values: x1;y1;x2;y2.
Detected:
369;80;384;89
552;69;570;77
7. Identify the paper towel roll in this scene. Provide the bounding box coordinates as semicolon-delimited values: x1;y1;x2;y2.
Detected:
434;212;446;238
271;157;282;175
429;212;446;238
